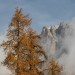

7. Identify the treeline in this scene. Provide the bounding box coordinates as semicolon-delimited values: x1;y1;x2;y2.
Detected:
0;8;62;75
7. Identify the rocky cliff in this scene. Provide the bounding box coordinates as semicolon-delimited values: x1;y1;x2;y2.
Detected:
40;23;70;59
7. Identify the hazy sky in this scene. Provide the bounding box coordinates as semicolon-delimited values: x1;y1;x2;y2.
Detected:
0;0;75;35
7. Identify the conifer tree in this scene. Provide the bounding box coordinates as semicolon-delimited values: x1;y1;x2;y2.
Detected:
21;28;47;75
1;8;47;75
48;58;62;75
1;8;31;75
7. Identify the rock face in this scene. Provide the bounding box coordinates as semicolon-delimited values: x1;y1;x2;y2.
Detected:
40;23;69;59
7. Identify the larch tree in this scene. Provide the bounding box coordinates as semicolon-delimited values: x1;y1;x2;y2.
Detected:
22;28;47;75
1;8;31;75
48;58;62;75
1;8;47;75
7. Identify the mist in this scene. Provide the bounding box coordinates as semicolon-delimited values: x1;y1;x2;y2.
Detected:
0;35;11;75
61;20;75;75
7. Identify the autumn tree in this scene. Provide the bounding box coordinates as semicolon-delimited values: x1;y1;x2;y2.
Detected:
21;28;47;75
0;8;31;75
48;58;62;75
1;8;47;75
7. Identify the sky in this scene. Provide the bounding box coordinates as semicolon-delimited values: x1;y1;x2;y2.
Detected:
0;0;75;35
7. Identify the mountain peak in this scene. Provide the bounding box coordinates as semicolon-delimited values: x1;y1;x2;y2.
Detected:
40;23;70;60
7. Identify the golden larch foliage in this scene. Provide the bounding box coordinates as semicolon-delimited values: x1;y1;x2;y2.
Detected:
48;58;62;75
1;8;47;75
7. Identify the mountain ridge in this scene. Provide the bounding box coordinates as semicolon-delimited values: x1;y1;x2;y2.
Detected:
40;22;70;59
